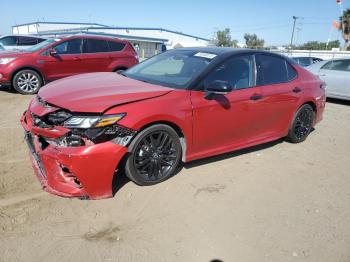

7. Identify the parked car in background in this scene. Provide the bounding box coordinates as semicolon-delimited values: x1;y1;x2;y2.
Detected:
292;56;323;67
0;35;46;50
21;48;326;199
307;58;350;101
0;35;139;94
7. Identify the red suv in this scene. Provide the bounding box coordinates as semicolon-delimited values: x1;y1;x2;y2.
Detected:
0;35;138;94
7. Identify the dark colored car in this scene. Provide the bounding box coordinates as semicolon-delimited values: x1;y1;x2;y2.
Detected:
292;56;323;67
21;48;326;199
0;35;139;94
0;35;46;50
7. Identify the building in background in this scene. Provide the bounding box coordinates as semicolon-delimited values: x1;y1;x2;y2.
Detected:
12;21;210;58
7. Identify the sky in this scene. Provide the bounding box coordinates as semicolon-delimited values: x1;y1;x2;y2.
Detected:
0;0;347;46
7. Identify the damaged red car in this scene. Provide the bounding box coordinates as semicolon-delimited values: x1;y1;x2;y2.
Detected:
21;48;326;199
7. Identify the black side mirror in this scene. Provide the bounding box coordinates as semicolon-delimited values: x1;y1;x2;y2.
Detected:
49;49;58;56
205;80;233;98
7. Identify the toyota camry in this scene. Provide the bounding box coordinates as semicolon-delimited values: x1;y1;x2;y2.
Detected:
21;48;326;199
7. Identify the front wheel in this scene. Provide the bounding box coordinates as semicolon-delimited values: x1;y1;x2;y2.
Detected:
125;124;182;186
286;104;315;143
12;69;43;95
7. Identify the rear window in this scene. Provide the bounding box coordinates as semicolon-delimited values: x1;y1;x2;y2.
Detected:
108;41;126;52
17;36;40;46
0;36;17;46
257;54;297;85
83;39;109;53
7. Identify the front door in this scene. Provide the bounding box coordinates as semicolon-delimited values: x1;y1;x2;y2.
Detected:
41;38;85;81
190;54;266;157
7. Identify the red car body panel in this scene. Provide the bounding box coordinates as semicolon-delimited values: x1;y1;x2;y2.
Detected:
0;35;138;86
21;54;326;200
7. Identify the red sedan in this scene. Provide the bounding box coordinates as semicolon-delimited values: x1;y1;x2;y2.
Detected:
21;48;326;199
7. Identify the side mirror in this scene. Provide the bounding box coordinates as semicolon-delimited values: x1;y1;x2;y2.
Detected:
49;49;58;56
205;80;233;96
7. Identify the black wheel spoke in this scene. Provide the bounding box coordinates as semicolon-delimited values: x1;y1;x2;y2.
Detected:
133;130;179;181
294;107;313;140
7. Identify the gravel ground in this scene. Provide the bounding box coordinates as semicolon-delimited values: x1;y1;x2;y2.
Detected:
0;88;349;262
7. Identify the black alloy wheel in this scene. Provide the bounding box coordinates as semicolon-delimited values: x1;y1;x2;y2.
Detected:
125;124;182;186
287;104;315;143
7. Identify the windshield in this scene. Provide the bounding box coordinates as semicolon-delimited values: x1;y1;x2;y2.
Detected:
26;38;60;52
123;50;217;89
0;44;4;51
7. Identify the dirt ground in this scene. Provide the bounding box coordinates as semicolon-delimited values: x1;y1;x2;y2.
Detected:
0;88;350;262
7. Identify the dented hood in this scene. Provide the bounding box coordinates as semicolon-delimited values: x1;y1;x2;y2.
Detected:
38;72;172;113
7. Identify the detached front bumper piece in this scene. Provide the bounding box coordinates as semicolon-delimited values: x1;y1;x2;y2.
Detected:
21;111;128;199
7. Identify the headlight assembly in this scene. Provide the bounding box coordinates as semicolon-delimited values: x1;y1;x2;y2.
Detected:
64;114;125;129
0;57;17;64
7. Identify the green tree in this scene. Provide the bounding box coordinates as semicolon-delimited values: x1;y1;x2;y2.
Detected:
244;33;265;49
297;40;340;50
215;28;238;47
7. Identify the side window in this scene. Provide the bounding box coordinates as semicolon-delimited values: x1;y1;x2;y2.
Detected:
286;63;298;81
108;41;126;52
83;39;109;53
17;36;39;46
256;54;289;85
203;55;254;90
322;60;350;72
321;61;333;70
0;36;17;46
53;39;82;54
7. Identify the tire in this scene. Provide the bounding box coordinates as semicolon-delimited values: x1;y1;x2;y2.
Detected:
125;124;182;186
114;68;127;74
12;69;43;95
286;104;315;143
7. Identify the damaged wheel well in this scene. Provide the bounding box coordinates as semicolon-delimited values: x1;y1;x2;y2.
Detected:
112;121;186;194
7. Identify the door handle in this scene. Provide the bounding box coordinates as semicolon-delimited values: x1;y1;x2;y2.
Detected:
250;94;263;101
73;57;82;61
292;87;302;93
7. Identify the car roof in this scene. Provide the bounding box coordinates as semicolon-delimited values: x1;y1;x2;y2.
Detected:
58;34;126;42
0;34;46;39
171;47;295;63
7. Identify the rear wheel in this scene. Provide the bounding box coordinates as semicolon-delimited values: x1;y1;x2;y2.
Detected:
13;69;43;95
286;104;315;143
125;124;182;186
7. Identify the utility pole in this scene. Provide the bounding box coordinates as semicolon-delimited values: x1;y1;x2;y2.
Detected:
290;16;299;55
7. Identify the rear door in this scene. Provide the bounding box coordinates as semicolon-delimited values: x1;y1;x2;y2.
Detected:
81;38;111;72
255;54;302;136
318;60;350;99
41;38;85;80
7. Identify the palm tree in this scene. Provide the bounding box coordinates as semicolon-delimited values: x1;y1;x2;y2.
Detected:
340;9;350;49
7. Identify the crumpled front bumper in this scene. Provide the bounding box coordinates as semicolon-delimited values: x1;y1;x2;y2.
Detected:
21;110;128;199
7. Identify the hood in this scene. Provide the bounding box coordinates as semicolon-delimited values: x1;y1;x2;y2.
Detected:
38;72;173;113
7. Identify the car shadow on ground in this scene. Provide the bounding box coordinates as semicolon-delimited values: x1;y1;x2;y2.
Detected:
0;85;14;94
327;98;350;106
183;138;284;169
112;138;285;197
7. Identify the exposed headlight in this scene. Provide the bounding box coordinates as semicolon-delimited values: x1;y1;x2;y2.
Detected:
64;114;125;129
0;57;16;64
